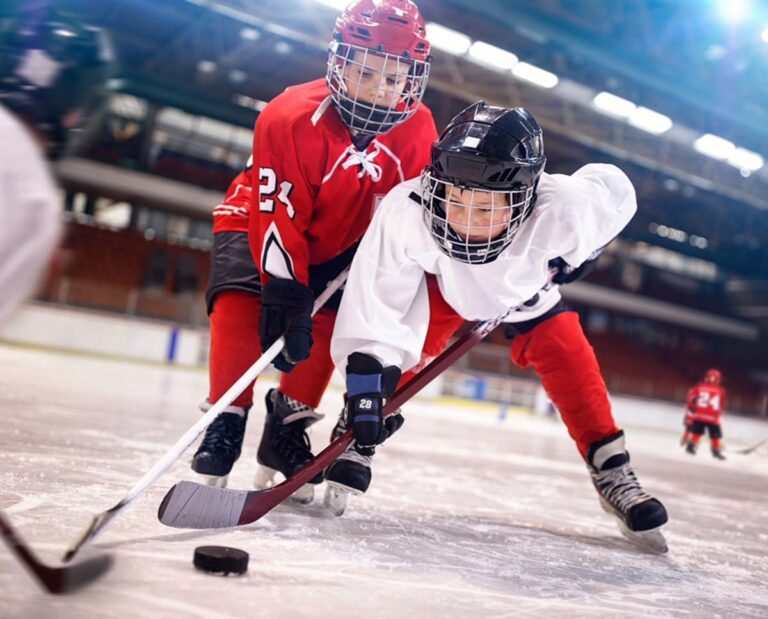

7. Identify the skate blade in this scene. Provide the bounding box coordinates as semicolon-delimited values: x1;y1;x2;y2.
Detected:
254;465;314;505
599;498;668;554
197;473;229;488
323;484;353;517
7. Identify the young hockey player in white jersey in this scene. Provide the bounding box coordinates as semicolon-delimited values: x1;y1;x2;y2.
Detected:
329;101;669;551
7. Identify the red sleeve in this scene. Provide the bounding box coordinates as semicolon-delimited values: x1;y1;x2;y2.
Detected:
686;387;698;411
212;166;253;234
248;109;316;285
400;108;438;179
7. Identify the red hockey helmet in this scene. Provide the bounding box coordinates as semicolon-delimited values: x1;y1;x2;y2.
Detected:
326;0;431;135
704;368;721;385
333;0;430;61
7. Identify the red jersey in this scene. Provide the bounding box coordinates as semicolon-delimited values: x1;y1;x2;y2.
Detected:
247;78;437;285
212;164;253;234
686;383;726;425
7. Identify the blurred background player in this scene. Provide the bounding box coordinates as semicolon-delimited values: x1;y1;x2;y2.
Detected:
684;368;727;460
0;2;112;325
331;101;669;550
190;0;437;501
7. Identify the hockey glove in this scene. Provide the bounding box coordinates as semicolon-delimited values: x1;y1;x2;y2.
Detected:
259;278;314;373
345;352;404;455
548;245;607;285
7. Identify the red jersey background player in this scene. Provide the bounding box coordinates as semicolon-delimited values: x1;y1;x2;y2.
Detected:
191;0;437;502
684;369;726;460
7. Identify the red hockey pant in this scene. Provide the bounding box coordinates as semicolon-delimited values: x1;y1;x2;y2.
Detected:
208;291;336;409
402;285;618;458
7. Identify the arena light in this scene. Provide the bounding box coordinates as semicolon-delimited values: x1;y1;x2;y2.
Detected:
592;91;636;118
467;41;518;71
718;0;750;24
512;62;558;88
726;147;764;172
426;23;472;55
762;26;768;42
239;27;260;41
314;0;349;9
628;106;673;135
693;133;736;160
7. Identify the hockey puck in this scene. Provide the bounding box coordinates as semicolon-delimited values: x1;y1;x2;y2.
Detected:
193;545;249;576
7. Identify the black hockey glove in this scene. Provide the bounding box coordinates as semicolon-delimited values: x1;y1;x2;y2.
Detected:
259;278;314;373
547;246;605;285
345;352;404;455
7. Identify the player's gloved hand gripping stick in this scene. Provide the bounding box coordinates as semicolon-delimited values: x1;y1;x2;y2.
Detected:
62;268;350;562
156;309;514;530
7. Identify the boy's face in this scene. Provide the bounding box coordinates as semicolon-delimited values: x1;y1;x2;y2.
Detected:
444;185;513;242
341;51;411;109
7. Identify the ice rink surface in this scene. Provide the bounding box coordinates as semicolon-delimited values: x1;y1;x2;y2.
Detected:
1;345;766;619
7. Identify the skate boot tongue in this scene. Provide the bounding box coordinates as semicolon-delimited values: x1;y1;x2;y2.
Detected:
600;452;629;471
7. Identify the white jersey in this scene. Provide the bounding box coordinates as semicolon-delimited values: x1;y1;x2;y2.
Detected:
0;105;62;326
331;163;637;372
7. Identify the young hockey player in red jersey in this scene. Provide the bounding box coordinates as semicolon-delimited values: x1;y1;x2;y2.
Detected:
684;368;726;460
331;101;669;551
191;0;438;501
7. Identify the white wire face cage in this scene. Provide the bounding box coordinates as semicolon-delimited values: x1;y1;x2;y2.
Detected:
421;170;537;264
326;41;430;136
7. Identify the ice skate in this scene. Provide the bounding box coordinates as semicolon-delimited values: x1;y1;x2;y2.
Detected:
712;448;726;461
255;389;324;504
191;402;249;488
324;444;373;517
686;442;697;455
587;430;669;554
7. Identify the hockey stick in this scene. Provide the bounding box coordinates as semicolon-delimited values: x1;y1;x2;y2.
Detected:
1;510;112;594
736;436;768;455
63;268;350;562
157;312;509;529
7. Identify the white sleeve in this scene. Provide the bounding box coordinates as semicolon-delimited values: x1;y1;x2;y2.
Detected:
553;163;637;267
0;113;62;327
331;197;429;374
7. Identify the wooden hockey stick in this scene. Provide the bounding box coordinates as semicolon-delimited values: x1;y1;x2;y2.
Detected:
0;511;112;594
157;312;509;530
736;436;768;455
63;268;349;562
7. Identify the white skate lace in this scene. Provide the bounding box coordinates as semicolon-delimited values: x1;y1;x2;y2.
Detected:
593;463;652;514
338;444;372;467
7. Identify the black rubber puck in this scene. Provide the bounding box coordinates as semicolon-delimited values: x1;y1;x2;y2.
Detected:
193;545;249;576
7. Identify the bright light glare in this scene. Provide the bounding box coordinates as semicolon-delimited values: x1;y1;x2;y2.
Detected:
314;0;349;9
629;107;673;135
693;133;736;160
718;0;750;24
726;147;764;172
512;62;558;88
467;41;518;71
762;26;768;42
426;23;472;55
592;91;636;118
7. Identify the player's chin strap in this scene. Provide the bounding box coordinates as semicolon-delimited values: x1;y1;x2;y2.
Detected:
62;267;351;563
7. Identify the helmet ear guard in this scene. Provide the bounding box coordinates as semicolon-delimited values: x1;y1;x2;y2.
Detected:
422;101;546;264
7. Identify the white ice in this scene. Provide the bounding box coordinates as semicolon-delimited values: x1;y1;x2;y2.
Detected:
1;345;767;618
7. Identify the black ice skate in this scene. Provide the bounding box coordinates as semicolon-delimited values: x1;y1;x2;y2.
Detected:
712;448;726;461
686;442;697;455
255;389;324;504
191;402;249;488
587;430;669;553
323;404;380;517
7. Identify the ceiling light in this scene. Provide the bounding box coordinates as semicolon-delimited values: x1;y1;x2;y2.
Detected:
628;107;673;135
592;91;636;118
726;147;764;172
314;0;349;9
512;62;558;88
467;41;518;71
693;133;736;160
425;23;472;55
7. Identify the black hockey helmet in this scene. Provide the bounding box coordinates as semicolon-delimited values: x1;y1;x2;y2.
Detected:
0;2;114;157
422;101;546;263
